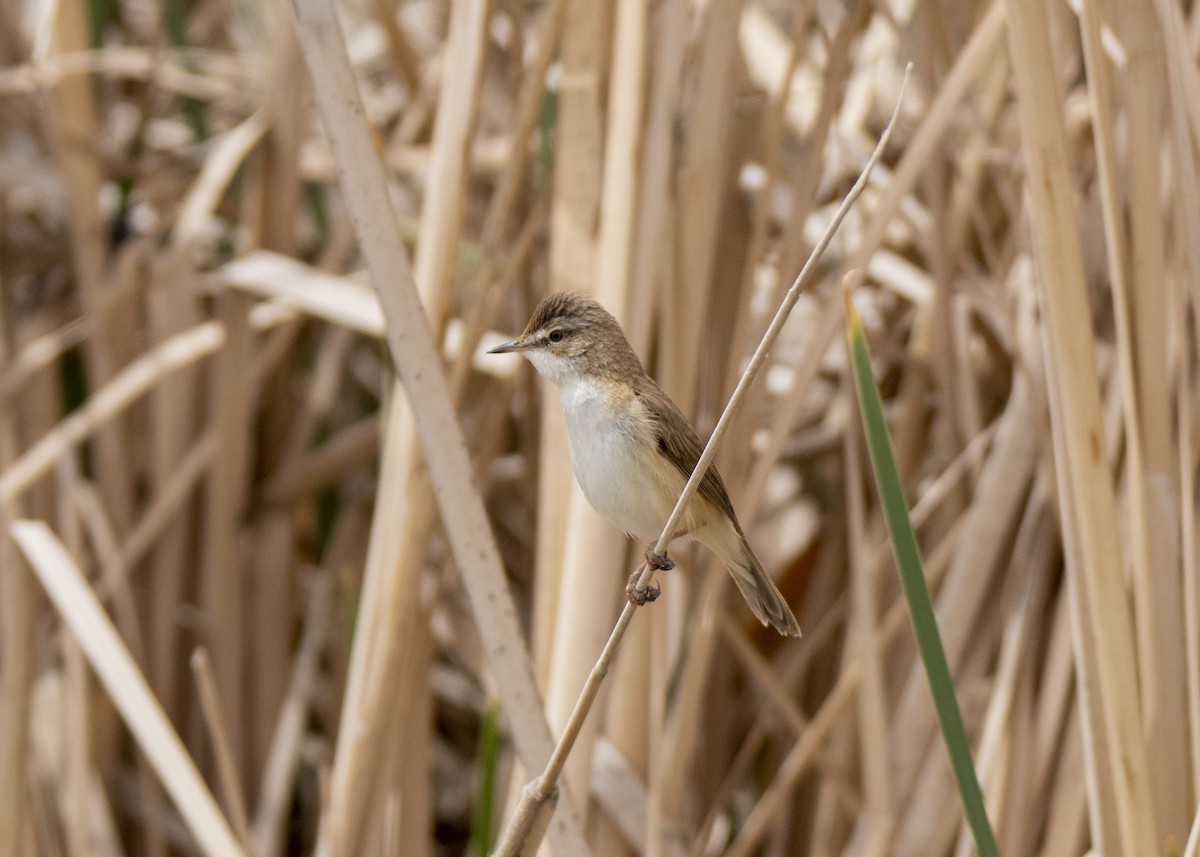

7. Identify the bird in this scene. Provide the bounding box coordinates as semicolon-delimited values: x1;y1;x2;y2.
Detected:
488;292;801;636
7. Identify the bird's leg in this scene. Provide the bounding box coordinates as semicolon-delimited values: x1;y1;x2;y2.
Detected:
625;570;660;605
626;541;673;605
644;542;675;572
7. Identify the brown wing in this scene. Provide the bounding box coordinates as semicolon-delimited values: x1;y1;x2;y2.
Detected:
634;377;742;529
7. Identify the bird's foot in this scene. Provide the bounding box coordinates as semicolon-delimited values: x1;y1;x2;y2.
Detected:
626;570;661;605
644;543;675;572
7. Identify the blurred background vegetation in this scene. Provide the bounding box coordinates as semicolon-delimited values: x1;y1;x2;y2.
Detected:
0;0;1197;855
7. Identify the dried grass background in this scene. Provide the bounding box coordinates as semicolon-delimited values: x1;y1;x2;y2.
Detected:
0;0;1198;856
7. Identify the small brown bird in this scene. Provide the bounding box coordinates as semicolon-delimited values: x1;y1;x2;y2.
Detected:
489;292;801;636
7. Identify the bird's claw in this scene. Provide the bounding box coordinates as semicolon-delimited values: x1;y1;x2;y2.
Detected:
644;543;675;572
626;570;661;605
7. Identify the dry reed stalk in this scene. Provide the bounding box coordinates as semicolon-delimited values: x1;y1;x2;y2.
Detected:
1002;671;1036;855
910;59;962;475
252;571;332;857
1155;0;1200;338
843;360;893;851
24;655;125;854
1116;2;1191;842
887;5;977;481
10;521;247;857
388;600;434;857
40;0;132;536
145;259;203;745
1080;0;1185;841
248;0;303;259
1037;663;1089;853
62;635;90;857
1154;0;1200;818
0;288;33;856
1005;0;1158;852
316;386;429;857
247;515;297;787
0;532;32;855
1183;282;1200;805
190;649;253;851
1003;503;1061;844
1026;524;1074;774
1057;485;1124;854
948;299;985;464
200;292;254;785
287;3;590;856
687;42;755;482
53;461;91;857
317;0;490;847
733;5;818;267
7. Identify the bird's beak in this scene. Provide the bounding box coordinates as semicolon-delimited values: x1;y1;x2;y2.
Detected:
487;338;529;354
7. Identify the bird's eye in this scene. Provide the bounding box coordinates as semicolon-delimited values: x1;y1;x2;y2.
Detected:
548;329;565;343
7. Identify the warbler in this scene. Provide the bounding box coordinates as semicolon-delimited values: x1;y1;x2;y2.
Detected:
490;292;800;636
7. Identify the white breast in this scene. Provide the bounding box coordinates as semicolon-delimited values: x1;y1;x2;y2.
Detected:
557;377;679;541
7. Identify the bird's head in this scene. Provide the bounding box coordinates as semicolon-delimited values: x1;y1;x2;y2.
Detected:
487;292;640;385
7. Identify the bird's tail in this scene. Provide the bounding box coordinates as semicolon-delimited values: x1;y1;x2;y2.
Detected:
717;532;802;637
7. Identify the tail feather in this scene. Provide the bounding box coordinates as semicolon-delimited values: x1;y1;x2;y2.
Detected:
723;538;801;637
